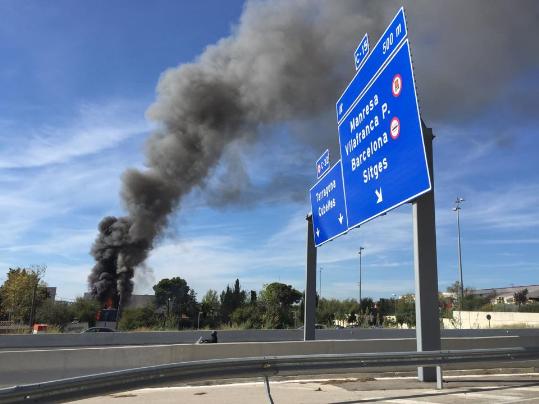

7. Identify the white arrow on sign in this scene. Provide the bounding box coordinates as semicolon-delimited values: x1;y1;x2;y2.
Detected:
338;213;344;224
375;187;383;204
316;228;320;238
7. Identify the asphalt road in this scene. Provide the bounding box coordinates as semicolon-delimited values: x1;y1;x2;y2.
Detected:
2;328;539;350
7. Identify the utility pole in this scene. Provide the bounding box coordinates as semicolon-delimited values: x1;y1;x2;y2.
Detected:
358;247;364;307
453;197;465;311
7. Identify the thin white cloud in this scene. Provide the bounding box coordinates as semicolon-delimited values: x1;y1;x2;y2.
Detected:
0;100;151;168
142;206;417;299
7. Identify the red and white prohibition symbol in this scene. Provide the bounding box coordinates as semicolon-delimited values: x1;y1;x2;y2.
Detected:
392;74;402;97
390;117;400;139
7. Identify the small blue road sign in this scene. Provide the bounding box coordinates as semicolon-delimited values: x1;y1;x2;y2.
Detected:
309;160;348;246
338;39;430;229
316;149;330;179
337;7;407;123
354;33;369;71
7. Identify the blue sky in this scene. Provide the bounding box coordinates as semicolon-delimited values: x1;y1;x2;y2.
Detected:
0;1;537;302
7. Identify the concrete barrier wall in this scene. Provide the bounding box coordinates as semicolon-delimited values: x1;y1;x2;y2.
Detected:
1;334;538;387
2;328;539;349
444;311;539;329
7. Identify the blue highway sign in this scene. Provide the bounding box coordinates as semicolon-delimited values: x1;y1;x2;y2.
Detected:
354;33;369;71
337;7;407;124
309;160;348;247
338;39;430;229
316;149;330;179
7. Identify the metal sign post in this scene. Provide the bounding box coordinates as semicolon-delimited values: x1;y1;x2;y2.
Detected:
304;214;317;341
413;122;441;381
304;10;442;385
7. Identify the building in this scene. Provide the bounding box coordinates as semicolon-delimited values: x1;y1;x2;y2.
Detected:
470;285;539;305
45;287;56;302
82;293;155;309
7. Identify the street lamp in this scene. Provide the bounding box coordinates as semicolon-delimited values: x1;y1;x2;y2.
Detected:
358;247;365;307
453;197;465;311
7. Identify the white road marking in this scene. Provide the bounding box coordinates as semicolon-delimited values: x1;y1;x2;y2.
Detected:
452;392;523;402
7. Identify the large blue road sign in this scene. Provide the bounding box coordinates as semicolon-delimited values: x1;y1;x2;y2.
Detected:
337;7;407;123
316;149;330;179
338;39;431;229
309;160;348;247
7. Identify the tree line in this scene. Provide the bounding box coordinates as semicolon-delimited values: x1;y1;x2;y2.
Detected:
1;267;537;332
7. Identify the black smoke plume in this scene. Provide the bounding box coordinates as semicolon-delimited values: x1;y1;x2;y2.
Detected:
88;0;539;303
88;0;388;303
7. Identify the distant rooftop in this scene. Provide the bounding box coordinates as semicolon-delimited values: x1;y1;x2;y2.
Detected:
471;284;539;300
82;293;155;308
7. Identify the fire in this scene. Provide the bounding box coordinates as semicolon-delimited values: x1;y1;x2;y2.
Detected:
105;297;113;309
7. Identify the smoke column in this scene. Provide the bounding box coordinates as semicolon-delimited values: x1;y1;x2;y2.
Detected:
89;0;539;303
88;0;388;303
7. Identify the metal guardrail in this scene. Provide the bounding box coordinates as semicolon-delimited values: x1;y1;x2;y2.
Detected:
1;347;539;403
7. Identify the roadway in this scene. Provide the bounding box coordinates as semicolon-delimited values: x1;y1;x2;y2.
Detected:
2;328;539;350
68;372;539;403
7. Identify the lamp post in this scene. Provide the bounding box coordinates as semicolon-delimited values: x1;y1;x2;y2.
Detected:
358;247;365;307
453;197;465;311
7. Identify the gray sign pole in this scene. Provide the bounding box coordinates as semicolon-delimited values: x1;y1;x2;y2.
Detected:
413;121;441;382
304;214;317;341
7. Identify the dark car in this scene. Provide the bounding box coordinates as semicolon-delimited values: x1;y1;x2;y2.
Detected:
81;327;116;333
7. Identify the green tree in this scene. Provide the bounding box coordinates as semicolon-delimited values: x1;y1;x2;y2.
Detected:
0;292;6;321
259;282;301;329
317;298;357;327
153;277;198;327
35;301;73;329
71;297;101;327
514;288;528;307
201;289;220;327
249;290;257;304
118;304;157;330
395;294;415;328
438;293;453;318
0;267;48;324
231;304;263;329
220;279;246;323
446;281;462;295
462;293;491;310
377;297;398;317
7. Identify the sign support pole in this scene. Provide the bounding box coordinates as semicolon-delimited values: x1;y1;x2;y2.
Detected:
413;121;441;382
304;214;317;341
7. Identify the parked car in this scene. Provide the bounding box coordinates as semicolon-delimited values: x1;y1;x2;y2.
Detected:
81;327;116;333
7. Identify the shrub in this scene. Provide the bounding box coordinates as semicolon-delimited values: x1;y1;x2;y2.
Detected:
518;303;539;313
118;305;157;331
